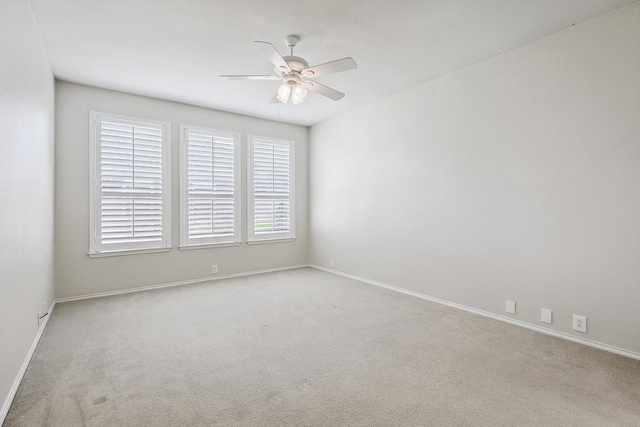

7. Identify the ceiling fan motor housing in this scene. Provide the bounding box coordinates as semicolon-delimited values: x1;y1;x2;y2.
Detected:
280;56;309;73
279;35;312;77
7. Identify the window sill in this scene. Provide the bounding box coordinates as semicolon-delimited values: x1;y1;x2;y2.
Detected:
179;242;241;251
247;238;296;246
88;247;171;258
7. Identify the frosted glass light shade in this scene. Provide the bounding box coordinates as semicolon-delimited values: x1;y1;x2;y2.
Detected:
291;84;308;105
277;83;292;103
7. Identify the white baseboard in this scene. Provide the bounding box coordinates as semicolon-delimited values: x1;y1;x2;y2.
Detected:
310;264;640;361
0;300;56;425
55;264;310;303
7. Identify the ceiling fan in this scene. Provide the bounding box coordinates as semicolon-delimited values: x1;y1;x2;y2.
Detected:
220;35;357;105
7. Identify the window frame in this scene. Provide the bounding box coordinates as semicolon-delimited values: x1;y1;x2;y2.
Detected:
89;111;171;257
247;135;296;244
179;125;241;249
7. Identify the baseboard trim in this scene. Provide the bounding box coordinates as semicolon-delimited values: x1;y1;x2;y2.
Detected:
0;300;56;425
55;264;310;303
310;264;640;361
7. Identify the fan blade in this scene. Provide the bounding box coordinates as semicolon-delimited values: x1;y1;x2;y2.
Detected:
219;74;280;80
254;41;290;72
302;80;345;101
301;57;357;78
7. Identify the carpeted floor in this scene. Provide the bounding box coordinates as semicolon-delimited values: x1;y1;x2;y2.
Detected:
5;267;640;426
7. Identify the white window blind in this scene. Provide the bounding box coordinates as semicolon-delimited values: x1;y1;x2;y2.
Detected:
248;136;295;242
180;126;240;247
90;112;171;255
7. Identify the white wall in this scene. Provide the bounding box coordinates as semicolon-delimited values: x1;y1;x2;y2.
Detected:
310;4;640;354
0;0;56;415
55;82;309;298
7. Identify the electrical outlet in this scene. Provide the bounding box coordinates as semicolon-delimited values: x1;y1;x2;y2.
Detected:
330;259;335;268
506;300;516;315
211;265;218;274
541;308;552;324
573;315;587;333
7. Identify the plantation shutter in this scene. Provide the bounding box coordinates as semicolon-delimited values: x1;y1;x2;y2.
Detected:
180;127;239;246
249;138;295;241
91;113;170;254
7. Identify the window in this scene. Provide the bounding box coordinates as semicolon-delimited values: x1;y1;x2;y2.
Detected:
89;112;171;256
180;126;240;247
247;136;295;243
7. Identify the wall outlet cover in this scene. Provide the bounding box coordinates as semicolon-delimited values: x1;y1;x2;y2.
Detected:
541;308;552;324
506;300;516;315
572;314;587;333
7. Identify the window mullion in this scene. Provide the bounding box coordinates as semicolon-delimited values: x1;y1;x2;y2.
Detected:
211;136;216;193
131;125;136;191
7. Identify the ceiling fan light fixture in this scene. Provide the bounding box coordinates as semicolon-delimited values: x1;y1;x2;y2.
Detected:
291;84;308;104
291;93;303;105
221;36;357;104
277;83;292;103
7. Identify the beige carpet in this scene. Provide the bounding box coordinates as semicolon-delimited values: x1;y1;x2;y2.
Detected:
5;267;640;426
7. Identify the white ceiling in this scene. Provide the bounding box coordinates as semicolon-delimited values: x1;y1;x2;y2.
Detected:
29;0;635;126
